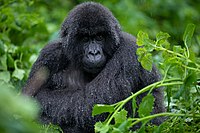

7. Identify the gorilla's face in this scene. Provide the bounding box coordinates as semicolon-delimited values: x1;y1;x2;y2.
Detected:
61;2;122;75
80;33;106;74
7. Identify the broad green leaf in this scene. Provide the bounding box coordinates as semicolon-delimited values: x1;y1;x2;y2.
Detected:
94;122;110;133
115;119;132;132
137;31;149;46
184;71;197;88
0;71;10;82
137;31;155;52
114;109;127;124
156;32;170;47
92;104;114;116
12;68;25;80
183;23;195;47
138;94;155;118
141;53;153;71
136;47;146;62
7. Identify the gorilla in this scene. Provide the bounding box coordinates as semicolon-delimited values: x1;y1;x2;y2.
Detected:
22;2;165;133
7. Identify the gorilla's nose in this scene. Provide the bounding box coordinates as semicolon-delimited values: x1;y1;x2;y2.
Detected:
88;50;101;61
88;50;101;56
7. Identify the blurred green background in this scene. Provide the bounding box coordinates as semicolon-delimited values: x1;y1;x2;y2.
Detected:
0;0;199;132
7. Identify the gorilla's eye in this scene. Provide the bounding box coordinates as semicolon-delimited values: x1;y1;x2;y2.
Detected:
95;35;104;41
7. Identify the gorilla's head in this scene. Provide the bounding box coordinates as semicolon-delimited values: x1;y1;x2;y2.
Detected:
60;2;121;74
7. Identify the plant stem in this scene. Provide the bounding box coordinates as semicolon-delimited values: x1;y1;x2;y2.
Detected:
149;42;200;69
157;46;200;68
130;112;200;126
106;78;183;125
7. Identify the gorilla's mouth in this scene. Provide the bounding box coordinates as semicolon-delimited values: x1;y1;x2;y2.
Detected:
82;53;106;74
83;61;105;74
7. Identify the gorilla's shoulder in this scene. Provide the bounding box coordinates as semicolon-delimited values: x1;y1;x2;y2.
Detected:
122;32;136;44
41;40;63;54
119;32;138;55
33;39;65;72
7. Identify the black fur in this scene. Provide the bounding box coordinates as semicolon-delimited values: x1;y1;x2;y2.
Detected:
22;2;165;133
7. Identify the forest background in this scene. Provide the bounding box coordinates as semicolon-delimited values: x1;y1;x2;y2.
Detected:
0;0;199;132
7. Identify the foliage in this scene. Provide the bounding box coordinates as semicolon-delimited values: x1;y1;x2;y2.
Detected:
0;0;200;132
0;1;63;133
0;0;48;90
93;24;200;132
0;80;64;133
0;80;40;133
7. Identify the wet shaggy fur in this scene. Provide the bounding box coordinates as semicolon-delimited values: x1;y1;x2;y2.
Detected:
22;2;165;133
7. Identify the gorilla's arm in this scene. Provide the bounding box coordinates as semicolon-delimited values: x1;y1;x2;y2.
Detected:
22;41;65;96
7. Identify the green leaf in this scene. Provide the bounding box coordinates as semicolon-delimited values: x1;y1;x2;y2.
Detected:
137;31;149;46
12;68;25;80
173;45;184;54
137;121;148;133
166;87;172;111
92;104;115;116
156;32;170;41
167;65;184;79
111;128;121;133
188;50;196;62
183;23;195;47
145;39;155;52
162;51;173;61
156;32;170;47
0;40;5;55
153;121;166;133
184;71;197;88
114;109;127;124
132;97;137;117
0;71;10;82
7;54;15;69
0;54;7;71
138;94;155;118
95;122;110;133
137;31;155;52
114;119;132;133
136;47;146;62
136;48;147;61
141;53;153;71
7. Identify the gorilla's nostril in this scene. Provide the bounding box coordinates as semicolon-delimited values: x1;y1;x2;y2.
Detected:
88;50;100;56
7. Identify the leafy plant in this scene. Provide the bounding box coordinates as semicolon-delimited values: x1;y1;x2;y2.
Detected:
92;24;200;132
0;80;40;133
0;0;48;90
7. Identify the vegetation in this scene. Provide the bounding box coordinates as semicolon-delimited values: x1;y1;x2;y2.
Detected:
0;0;199;132
93;24;200;132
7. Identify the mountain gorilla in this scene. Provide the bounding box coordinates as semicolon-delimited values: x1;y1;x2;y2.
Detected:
22;2;165;133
